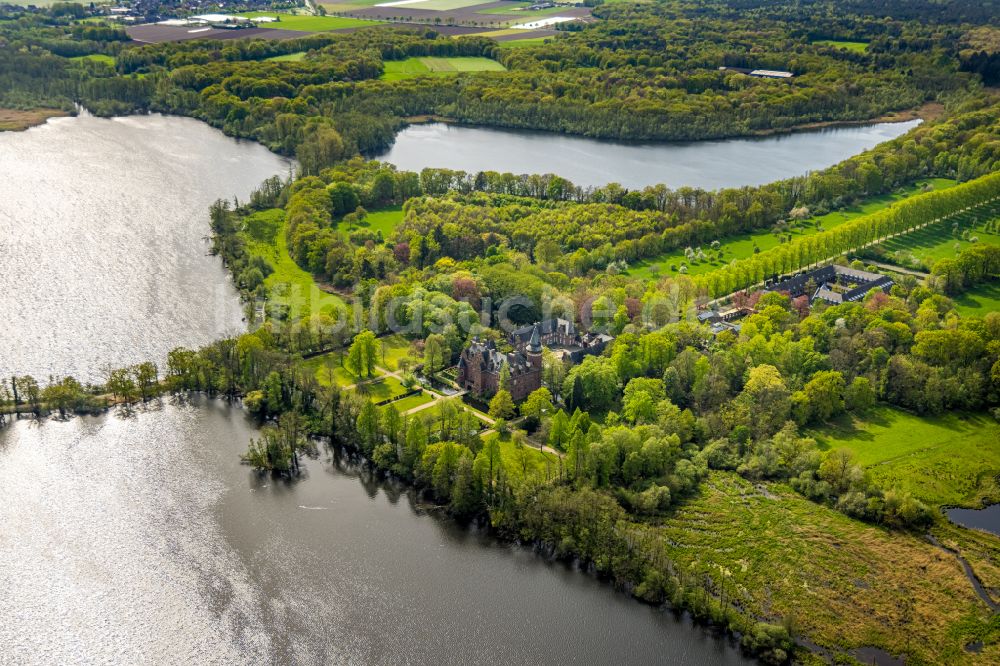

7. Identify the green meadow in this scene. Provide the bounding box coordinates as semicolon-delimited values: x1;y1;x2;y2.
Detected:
70;54;115;65
382;57;506;81
812;407;1000;508
237;12;380;31
266;51;307;62
813;39;870;53
658;471;998;663
241;208;346;322
953;281;1000;317
873;198;1000;268
626;178;956;280
343;206;404;237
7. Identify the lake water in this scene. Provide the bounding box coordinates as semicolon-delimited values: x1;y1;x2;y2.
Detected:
0;113;754;664
0;399;751;665
0;112;292;383
947;505;1000;538
375;120;921;190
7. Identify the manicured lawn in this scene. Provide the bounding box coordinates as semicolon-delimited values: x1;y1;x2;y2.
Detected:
241;208;346;322
377;333;418;371
953;281;1000;318
237;12;381;31
343;206;404;237
873;198;1000;268
656;471;997;663
626;179;956;280
813;39;870;53
301;352;382;387
70;54;115;65
354;375;409;401
266;51;307;62
811;406;1000;508
382;56;505;80
386;391;434;412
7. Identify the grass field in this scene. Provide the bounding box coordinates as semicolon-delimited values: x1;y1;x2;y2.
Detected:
241;208;346;322
301;352;384;387
376;333;419;371
355;375;409;401
626;178;956;280
386;391;434;412
266;51;307;62
498;36;551;47
812;407;1000;508
873;198;1000;268
344;206;404;236
70;54;115;65
657;471;999;663
237;12;381;31
480;432;561;486
813;39;870;53
382;56;505;80
954;282;1000;318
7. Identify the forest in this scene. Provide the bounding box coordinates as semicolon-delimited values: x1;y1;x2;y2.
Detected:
2;0;1000;662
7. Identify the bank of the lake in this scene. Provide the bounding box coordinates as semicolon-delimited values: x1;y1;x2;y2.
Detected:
0;399;752;666
375;119;921;190
0;111;292;382
0;107;69;131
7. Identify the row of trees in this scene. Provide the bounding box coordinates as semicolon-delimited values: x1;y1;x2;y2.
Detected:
693;171;1000;297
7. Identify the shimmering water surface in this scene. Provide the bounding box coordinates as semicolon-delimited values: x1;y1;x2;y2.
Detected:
0;399;752;665
0;112;292;382
376;120;921;190
3;110;922;665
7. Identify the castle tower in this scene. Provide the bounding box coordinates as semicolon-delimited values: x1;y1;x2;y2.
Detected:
526;323;542;370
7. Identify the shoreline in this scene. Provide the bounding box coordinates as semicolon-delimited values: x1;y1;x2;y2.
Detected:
0;107;71;132
402;101;939;145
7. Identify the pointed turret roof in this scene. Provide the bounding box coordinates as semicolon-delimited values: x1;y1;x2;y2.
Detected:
527;323;542;354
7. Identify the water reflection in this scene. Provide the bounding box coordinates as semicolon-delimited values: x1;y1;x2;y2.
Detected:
0;399;752;665
376;120;920;190
0;112;292;382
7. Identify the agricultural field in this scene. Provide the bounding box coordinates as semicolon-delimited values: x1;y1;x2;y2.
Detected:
241;208;346;321
236;12;382;31
382;56;505;80
476;3;566;16
811;407;1000;508
813;39;870;53
626;178;956;280
873;198;1000;269
658;471;1000;664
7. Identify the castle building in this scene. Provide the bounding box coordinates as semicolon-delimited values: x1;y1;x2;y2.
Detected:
457;325;543;402
509;318;613;364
